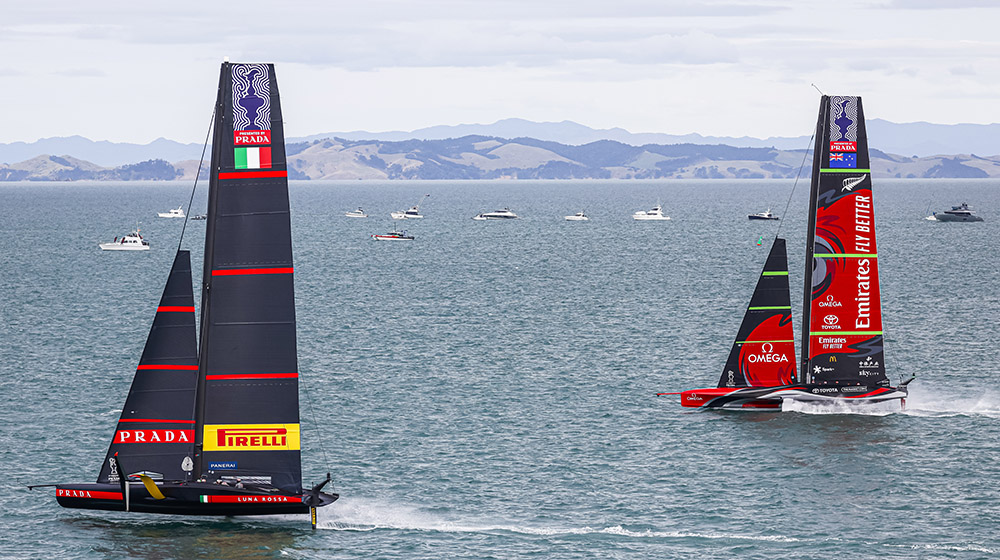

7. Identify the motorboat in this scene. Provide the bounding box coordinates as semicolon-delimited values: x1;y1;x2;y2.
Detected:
565;212;590;221
473;208;518;220
632;205;670;221
391;194;429;219
371;229;414;241
157;206;185;218
391;206;423;220
748;208;779;220
100;228;150;251
345;208;368;218
932;202;983;222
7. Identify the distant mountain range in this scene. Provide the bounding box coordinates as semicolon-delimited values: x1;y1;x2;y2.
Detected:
3;118;1000;170
4;135;998;181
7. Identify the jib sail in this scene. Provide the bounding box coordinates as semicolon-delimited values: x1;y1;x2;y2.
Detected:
194;62;303;493
718;238;797;388
98;250;199;483
801;96;888;387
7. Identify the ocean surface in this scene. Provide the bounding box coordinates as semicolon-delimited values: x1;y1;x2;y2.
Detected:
1;179;998;559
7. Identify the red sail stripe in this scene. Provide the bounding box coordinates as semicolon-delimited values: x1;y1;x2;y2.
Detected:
206;373;299;380
211;267;294;276
136;365;199;370
117;418;196;423
218;170;288;180
157;306;195;312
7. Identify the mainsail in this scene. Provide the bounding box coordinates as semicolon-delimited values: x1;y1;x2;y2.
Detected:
800;96;889;387
718;238;797;389
195;62;302;493
98;250;199;483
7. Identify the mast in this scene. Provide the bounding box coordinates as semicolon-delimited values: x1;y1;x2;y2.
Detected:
800;96;829;383
193;63;227;477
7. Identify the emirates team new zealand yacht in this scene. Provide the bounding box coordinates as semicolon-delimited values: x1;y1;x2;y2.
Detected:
660;95;913;409
33;61;338;527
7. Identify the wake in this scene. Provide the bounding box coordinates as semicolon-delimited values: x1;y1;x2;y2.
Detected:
780;386;1000;417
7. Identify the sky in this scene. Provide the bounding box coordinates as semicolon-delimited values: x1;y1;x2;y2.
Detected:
2;0;999;144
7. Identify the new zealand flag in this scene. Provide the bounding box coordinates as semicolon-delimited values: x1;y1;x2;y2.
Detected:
829;152;857;168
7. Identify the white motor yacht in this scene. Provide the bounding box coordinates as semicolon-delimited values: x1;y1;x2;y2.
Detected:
157;206;185;218
345;208;368;218
473;208;519;220
100;229;150;251
632;205;670;221
565;212;590;221
748;208;779;220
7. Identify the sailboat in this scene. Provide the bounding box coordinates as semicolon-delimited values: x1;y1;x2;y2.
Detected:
33;62;338;524
662;95;913;409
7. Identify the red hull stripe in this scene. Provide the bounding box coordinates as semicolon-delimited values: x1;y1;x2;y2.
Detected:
206;373;299;380
157;306;195;312
200;494;302;504
211;267;294;276
56;489;123;500
137;365;199;371
117;418;196;424
218;170;288;180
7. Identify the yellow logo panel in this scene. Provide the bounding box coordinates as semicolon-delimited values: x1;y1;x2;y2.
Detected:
203;424;300;451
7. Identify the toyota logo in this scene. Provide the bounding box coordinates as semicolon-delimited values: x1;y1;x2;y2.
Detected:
824;315;839;326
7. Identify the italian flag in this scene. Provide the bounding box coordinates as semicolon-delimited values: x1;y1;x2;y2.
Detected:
234;147;272;169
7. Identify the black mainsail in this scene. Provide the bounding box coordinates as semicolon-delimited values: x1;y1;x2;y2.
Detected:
45;62;337;520
195;62;303;495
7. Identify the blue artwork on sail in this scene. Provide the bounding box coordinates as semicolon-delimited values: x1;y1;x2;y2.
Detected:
829;152;857;168
828;96;858;143
232;64;271;134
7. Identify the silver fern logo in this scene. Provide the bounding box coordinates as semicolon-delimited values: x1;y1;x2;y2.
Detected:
842;175;866;191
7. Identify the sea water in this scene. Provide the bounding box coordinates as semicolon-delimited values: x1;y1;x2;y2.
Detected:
1;179;998;559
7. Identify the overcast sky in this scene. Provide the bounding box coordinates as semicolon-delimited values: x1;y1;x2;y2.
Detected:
3;0;998;144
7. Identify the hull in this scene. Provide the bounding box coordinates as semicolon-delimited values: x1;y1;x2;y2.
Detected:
748;215;779;221
632;214;669;221
391;213;423;219
678;383;907;409
934;214;982;222
158;214;185;218
100;243;150;251
55;482;337;516
372;235;413;241
565;216;589;221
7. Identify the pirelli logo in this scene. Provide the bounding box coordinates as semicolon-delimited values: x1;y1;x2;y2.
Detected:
203;424;300;451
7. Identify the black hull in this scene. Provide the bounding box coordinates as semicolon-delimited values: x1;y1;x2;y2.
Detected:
55;482;337;516
679;383;908;409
